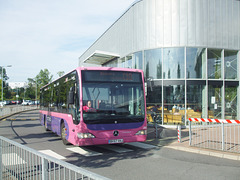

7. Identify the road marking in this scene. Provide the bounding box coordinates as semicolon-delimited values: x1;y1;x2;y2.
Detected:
7;118;38;121
126;142;157;149
2;153;26;166
99;145;133;153
39;150;66;160
67;147;102;157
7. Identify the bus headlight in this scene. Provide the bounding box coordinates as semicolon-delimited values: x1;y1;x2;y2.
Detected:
77;133;95;139
135;130;147;135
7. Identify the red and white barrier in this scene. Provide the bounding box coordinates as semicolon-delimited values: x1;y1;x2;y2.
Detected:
189;118;240;124
177;125;181;143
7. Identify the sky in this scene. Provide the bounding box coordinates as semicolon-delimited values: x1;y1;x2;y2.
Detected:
0;0;136;83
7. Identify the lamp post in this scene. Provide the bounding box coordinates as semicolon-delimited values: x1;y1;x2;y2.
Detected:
1;65;12;102
35;82;38;107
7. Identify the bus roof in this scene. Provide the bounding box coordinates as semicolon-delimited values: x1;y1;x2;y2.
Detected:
40;67;143;90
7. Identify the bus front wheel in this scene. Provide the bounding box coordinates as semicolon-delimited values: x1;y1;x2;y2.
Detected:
61;123;70;145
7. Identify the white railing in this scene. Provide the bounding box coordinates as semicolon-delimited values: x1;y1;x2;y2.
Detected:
189;118;240;153
0;136;110;180
0;105;38;119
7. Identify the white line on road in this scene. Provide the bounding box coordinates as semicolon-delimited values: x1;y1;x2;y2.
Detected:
39;150;66;160
126;142;157;149
67;147;102;157
99;145;133;153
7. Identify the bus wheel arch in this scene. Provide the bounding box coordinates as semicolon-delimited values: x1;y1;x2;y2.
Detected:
61;120;70;145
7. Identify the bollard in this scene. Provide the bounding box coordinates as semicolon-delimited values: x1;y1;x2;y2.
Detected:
153;114;158;138
154;120;158;138
0;140;2;179
189;120;192;145
178;125;181;143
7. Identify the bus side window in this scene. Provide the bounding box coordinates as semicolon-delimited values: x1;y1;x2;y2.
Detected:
68;87;74;105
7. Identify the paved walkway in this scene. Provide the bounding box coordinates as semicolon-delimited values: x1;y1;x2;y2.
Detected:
146;126;240;161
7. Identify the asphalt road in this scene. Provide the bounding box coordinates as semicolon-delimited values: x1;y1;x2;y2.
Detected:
1;110;240;180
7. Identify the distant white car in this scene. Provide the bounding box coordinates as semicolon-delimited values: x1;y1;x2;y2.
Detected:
22;100;33;106
0;101;5;107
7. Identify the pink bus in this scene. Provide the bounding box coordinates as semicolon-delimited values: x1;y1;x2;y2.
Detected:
39;67;147;146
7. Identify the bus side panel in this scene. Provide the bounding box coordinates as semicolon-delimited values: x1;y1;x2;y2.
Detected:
39;110;77;145
49;112;72;137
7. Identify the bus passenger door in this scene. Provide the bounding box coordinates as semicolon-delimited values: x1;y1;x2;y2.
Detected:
46;88;54;130
46;109;52;130
68;82;80;124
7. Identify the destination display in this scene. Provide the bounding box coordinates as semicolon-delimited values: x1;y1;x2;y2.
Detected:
82;70;142;83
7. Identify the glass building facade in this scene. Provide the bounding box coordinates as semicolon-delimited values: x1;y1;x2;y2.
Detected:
79;0;240;125
104;48;239;125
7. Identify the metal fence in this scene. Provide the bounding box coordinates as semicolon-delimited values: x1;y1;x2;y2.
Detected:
189;118;240;153
0;105;38;119
0;136;110;180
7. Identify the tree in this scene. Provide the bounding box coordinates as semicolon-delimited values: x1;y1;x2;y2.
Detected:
27;69;53;101
0;67;9;81
35;69;53;88
57;71;65;77
0;67;10;101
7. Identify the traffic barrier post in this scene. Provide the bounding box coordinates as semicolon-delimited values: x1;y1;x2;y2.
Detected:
178;125;181;143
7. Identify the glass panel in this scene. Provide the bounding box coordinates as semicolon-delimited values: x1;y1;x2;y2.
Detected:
118;57;126;68
207;49;222;79
224;50;238;79
144;49;162;80
163;84;185;124
126;55;133;68
104;59;118;67
146;83;162;124
186;84;204;119
225;86;237;119
208;83;222;118
186;48;206;79
134;51;143;70
163;48;185;79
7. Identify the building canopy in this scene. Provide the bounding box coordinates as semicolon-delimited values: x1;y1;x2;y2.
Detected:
83;50;119;65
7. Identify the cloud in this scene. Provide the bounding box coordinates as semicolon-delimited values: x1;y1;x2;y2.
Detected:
0;0;136;82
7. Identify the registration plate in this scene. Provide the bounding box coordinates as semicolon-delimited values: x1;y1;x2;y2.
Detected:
108;139;124;144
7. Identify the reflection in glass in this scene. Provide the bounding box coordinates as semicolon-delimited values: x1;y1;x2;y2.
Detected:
208;49;222;79
186;48;206;79
224;50;238;79
163;48;184;79
186;84;204;119
163;84;185;124
146;84;162;123
144;49;162;80
105;59;118;67
126;55;133;68
208;84;222;118
225;86;237;119
118;57;125;68
134;51;143;70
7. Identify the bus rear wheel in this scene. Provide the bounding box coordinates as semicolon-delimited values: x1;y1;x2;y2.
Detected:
61;123;70;145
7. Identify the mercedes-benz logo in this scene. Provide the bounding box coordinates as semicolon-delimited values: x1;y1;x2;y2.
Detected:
113;131;119;136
